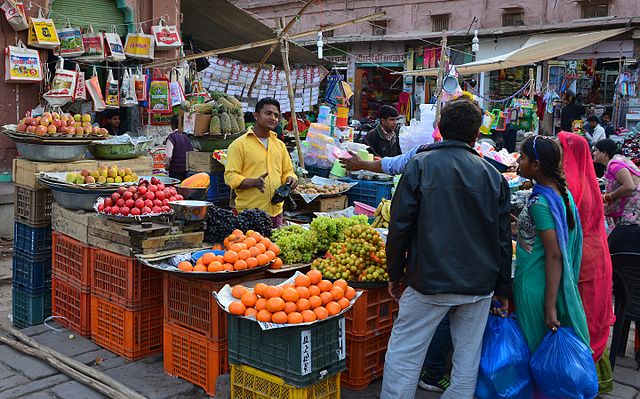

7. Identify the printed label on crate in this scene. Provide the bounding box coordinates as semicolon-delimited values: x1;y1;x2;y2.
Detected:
300;329;312;375
338;317;346;360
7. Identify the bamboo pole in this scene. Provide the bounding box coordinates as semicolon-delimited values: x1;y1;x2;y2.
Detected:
278;18;305;169
529;67;535;101
434;32;448;124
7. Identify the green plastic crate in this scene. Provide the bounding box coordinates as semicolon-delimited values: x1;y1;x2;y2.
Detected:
12;283;52;328
228;315;347;387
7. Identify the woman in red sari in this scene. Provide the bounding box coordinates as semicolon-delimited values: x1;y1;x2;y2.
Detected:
559;132;614;393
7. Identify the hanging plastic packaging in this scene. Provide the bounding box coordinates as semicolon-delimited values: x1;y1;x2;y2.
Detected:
530;327;598;399
133;66;148;102
56;21;84;57
73;63;86;101
43;57;78;107
80;25;105;62
104;69;120;109
27;9;60;49
151;18;182;49
148;71;171;113
1;1;28;32
120;68;137;107
86;66;106;112
475;315;533;399
4;40;42;83
104;27;126;62
124;27;155;60
168;70;185;107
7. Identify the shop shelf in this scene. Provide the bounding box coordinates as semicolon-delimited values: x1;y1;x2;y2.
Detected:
344;286;398;337
14;185;53;227
90;295;163;361
340;178;393;208
231;363;341;399
12;284;51;329
91;248;162;308
341;327;392;390
52;232;91;290
52;277;91;337
13;222;52;257
12;249;51;291
228;315;346;387
163;321;228;396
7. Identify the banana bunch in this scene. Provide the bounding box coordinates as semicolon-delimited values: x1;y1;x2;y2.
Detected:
371;198;391;228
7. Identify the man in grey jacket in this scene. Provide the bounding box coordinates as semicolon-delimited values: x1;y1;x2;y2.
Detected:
380;99;512;399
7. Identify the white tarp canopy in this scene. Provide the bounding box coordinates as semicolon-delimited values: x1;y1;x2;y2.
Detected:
403;28;628;76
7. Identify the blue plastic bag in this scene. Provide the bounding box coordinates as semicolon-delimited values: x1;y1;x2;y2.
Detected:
476;314;533;399
530;327;598;399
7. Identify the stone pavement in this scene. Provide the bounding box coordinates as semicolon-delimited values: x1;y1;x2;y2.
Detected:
0;320;638;398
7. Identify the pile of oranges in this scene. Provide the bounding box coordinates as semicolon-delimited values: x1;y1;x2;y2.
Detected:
177;229;284;272
228;270;357;324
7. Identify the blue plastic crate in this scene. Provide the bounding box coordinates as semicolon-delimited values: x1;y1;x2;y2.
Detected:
341;178;394;208
305;165;331;178
206;171;231;203
12;283;51;329
12;250;52;291
13;222;52;257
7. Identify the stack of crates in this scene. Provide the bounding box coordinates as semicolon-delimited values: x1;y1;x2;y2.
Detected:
341;286;399;390
340;177;394;208
12;185;54;328
228;314;345;398
90;248;163;361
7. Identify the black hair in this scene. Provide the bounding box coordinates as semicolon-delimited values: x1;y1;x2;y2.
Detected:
170;114;179;130
603;112;612;118
379;105;398;120
439;98;483;143
255;97;281;113
588;115;599;123
521;136;575;230
594;138;620;159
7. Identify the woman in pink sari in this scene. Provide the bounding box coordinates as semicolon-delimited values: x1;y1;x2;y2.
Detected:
559;132;614;393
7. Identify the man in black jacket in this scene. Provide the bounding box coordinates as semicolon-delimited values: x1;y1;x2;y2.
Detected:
380;99;512;399
365;105;401;157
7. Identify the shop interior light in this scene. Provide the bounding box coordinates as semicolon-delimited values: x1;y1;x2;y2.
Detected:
472;30;480;53
317;31;324;59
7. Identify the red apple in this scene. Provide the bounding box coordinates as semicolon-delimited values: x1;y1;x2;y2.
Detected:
111;206;120;215
138;186;148;195
155;191;165;200
157;183;165;191
161;205;171;212
130;207;141;216
162;199;169;206
145;191;155;201
120;207;130;216
104;197;113;207
98;203;104;212
152;206;162;214
128;186;137;193
123;191;133;200
149;185;158;193
134;199;145;209
144;199;153;208
153;199;163;207
104;206;112;214
169;196;176;202
111;193;121;201
117;187;127;195
141;206;152;215
125;199;135;208
116;198;125;207
175;195;184;201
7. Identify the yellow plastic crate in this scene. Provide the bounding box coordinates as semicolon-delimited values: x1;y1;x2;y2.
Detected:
231;364;341;399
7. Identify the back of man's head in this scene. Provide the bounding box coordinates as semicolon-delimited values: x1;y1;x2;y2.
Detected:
439;99;482;143
379;105;398;120
171;115;180;130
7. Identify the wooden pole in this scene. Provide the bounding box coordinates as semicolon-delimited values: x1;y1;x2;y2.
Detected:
278;18;305;169
529;67;535;101
434;31;448;124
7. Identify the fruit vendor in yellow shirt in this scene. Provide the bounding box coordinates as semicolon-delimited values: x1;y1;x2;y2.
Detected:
224;98;297;227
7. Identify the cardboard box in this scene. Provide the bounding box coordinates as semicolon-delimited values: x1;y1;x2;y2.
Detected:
51;203;91;244
181;111;211;136
186;151;224;173
293;195;348;212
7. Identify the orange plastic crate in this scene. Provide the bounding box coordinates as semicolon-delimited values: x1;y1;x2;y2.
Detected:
163;321;228;396
52;232;91;290
52;277;91;337
341;327;392;390
91;248;162;308
90;295;163;361
344;286;398;336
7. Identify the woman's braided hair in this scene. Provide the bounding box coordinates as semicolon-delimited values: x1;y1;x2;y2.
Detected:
522;136;576;230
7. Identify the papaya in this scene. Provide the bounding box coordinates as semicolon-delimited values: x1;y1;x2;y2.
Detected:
181;172;210;188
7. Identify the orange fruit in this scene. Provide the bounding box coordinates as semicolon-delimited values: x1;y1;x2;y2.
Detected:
249;247;260;257
266;297;285;313
309;295;322;309
178;261;193;272
214;255;224;263
333;279;348;292
251;232;264;242
282;287;299;302
338;297;350;310
260;238;272;248
255;243;267;254
287;312;303;324
234;260;248;270
229;301;246;315
254;283;267;297
283;284;295;290
295;274;311;288
256;309;272;322
326;301;341;316
265;250;276;261
318;280;333;292
223;263;235;271
246;257;259;268
263;286;282;299
223;238;231;248
244;237;257;248
272;258;283;269
284;301;298;314
256;254;269;266
232;229;244;239
223;251;239;264
232;285;248;299
295;286;310;299
212;243;223;250
208;261;224;272
196;258;203;265
244;307;257;317
241;292;258;307
193;264;207;272
320;292;333;305
330;286;344;301
255;298;267;311
296;298;311;312
238;249;251;260
313;306;329;320
344;286;356;300
307;269;322;285
201;252;215;265
272;311;288;324
309;285;321;296
268;244;280;255
301;309;317;322
229;243;244;253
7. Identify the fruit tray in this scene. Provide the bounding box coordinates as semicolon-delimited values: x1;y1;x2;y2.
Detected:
325;277;387;289
38;172;136;189
2;124;108;141
137;254;269;281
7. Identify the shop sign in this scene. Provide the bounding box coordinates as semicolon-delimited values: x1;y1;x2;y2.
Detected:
300;330;311;375
355;53;405;64
325;55;348;64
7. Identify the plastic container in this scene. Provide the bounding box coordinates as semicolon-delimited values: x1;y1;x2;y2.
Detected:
91;248;163;309
341;327;392;390
340;178;393;208
90;295;163;361
52;277;91;337
52;232;91;290
231;363;341;399
12;284;51;329
14;185;53;227
13;222;52;257
12;249;52;291
344;286;398;336
354;201;376;217
305;165;331;178
186;171;231;204
228;315;346;387
163;321;228;396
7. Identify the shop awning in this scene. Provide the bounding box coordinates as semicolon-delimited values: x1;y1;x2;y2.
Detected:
181;0;322;66
403;28;628;76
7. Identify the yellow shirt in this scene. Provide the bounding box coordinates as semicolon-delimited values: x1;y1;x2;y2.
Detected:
224;128;296;217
